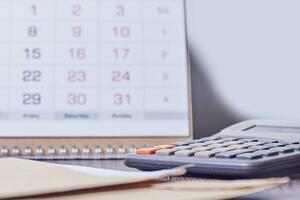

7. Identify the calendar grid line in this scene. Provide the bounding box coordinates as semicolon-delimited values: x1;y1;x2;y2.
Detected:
7;1;12;119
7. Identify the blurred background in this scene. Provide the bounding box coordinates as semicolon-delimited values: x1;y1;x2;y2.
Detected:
186;0;300;138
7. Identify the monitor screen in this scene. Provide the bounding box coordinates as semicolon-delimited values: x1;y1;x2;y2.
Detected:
0;0;190;137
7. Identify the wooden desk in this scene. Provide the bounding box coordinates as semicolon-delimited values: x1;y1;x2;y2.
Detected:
48;160;300;200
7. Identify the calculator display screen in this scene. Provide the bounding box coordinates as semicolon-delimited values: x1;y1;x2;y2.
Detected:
0;0;190;137
245;126;300;134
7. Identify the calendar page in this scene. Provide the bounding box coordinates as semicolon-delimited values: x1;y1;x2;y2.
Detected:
0;0;190;137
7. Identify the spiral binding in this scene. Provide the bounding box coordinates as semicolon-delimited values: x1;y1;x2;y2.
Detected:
0;145;138;160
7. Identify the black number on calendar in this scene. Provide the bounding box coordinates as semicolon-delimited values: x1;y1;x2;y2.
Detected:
28;26;38;37
22;93;41;105
25;48;42;59
22;70;41;82
67;93;86;105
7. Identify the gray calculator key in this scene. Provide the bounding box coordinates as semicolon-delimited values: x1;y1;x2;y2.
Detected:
270;147;294;153
260;144;277;149
155;149;178;156
188;143;208;148
285;144;300;150
258;139;278;143
222;141;244;146
174;150;198;157
244;141;267;146
220;137;239;141
192;145;215;151
249;145;270;150
239;138;258;142
191;138;210;143
195;148;229;158
171;141;191;146
209;136;222;140
215;149;255;158
290;142;300;144
269;143;287;147
174;146;193;150
236;153;263;160
255;149;279;156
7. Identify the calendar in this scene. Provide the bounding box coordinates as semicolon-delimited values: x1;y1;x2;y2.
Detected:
0;0;190;138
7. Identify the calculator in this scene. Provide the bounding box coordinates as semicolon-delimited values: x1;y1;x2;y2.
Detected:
125;120;300;178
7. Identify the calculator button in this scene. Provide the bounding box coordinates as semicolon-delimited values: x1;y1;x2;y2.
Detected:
208;143;230;148
202;140;224;146
136;147;160;155
243;141;267;146
174;146;193;150
236;153;263;160
255;149;279;157
171;142;191;146
188;143;208;148
215;149;255;158
268;143;287;147
174;150;198;157
191;146;214;152
208;136;222;140
191;138;211;143
285;144;300;150
229;144;251;149
195;148;229;158
270;147;294;153
220;137;240;141
155;149;178;156
260;144;277;149
154;145;175;149
222;140;244;146
290;142;300;144
239;138;258;142
258;139;278;143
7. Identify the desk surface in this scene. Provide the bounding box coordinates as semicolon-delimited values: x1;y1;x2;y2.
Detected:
48;160;300;200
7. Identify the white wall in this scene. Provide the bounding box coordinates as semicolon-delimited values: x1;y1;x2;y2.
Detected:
186;0;300;137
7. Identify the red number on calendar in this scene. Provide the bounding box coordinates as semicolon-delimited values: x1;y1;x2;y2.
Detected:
72;26;82;38
68;71;86;82
113;94;131;105
113;48;129;59
116;4;125;16
72;5;82;16
112;71;130;82
31;5;37;15
67;93;86;105
69;48;86;60
113;26;130;38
